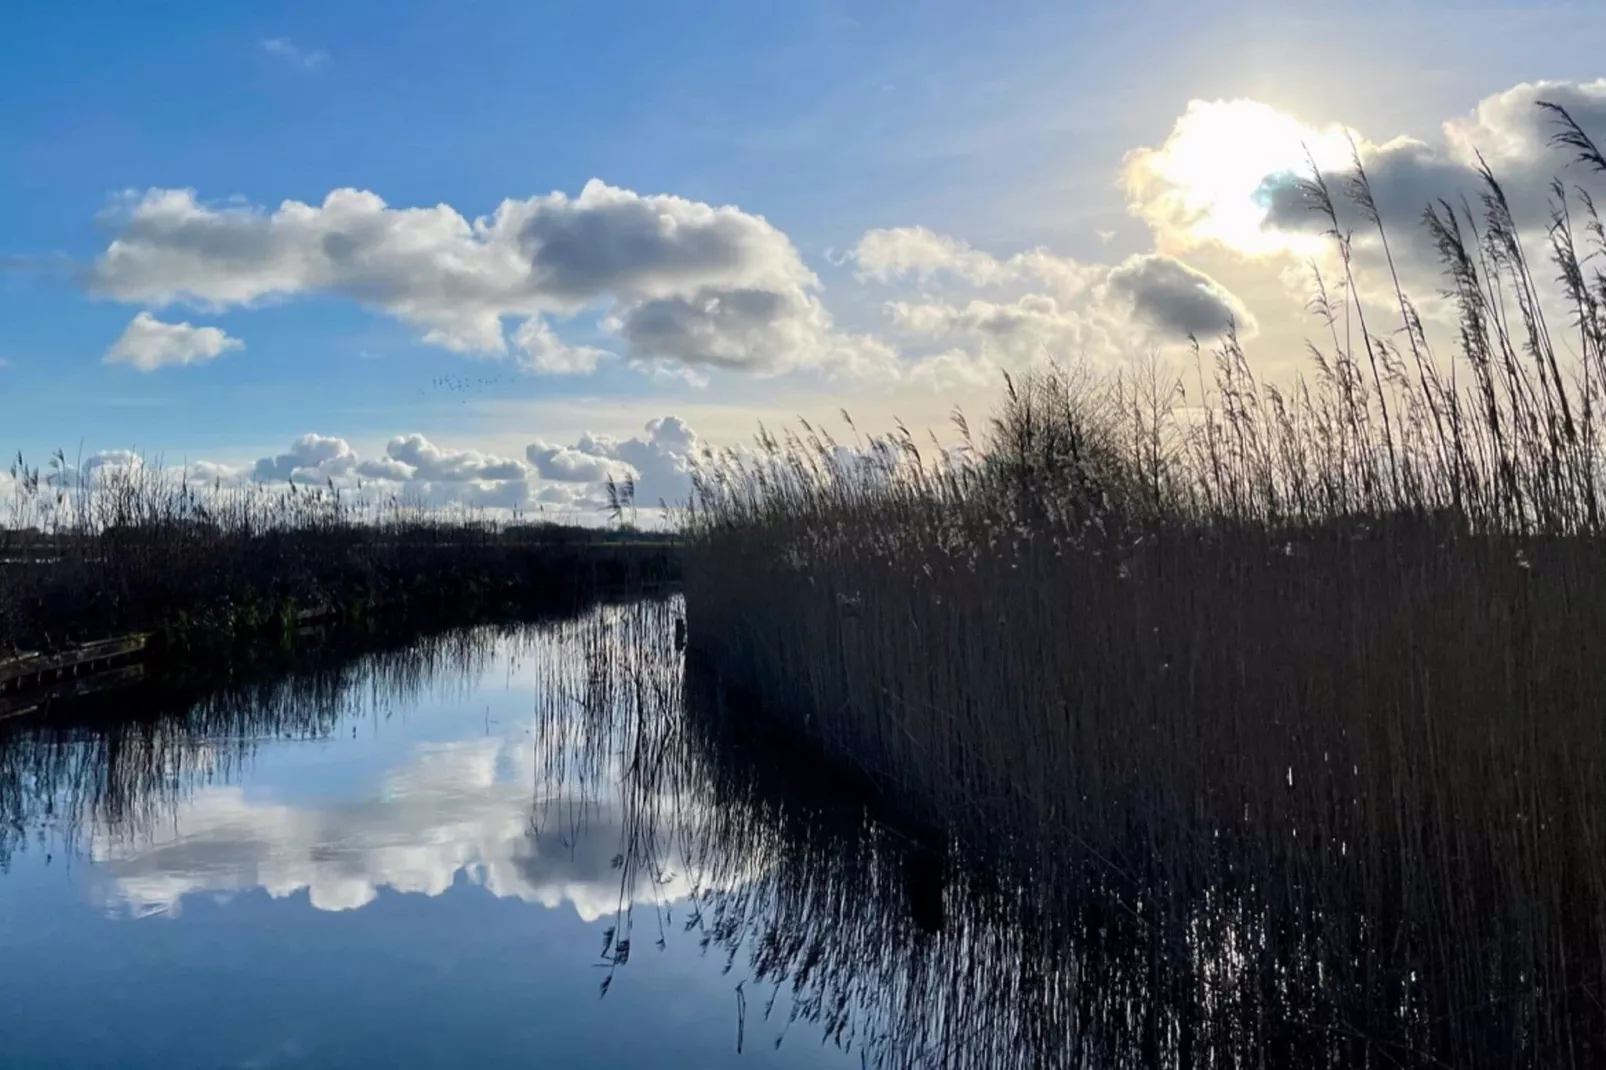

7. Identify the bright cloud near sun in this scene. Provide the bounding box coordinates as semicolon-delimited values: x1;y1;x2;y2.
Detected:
1124;99;1360;258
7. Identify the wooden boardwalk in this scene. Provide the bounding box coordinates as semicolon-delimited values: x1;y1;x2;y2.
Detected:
0;634;151;699
0;663;146;721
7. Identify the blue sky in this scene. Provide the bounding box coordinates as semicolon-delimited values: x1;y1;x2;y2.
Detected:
3;0;1605;517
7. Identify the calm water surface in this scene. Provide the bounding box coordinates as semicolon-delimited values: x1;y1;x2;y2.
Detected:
0;600;873;1069
12;597;1566;1069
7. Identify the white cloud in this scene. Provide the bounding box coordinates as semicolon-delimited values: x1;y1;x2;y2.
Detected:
1444;79;1606;171
852;226;1015;285
89;180;874;379
526;417;701;508
245;432;538;511
851;226;1098;298
104;311;242;372
525;442;633;484
377;435;528;483
886;291;1115;371
1126;81;1606;277
513;316;611;375
850;218;1251;378
261;37;329;70
867;238;1249;374
182;460;246;489
251;433;358;485
905;348;1001;391
223;420;711;517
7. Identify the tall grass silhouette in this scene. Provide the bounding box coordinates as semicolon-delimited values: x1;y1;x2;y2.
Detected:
676;102;1606;1065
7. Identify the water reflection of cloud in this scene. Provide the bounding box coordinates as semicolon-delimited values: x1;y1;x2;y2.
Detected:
89;729;738;921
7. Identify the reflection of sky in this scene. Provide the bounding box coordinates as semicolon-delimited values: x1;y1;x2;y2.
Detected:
0;625;849;1069
90;729;733;920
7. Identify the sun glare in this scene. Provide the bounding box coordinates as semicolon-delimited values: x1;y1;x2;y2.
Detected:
1128;99;1358;257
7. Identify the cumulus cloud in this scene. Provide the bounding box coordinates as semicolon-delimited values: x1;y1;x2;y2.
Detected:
89;180;870;378
525;442;633;484
378;435;527;483
526;417;701;508
1106;254;1255;340
251;433;359;485
863;227;1250;371
609;286;822;372
1445;80;1606;171
182;460;246;489
244;432;536;511
220;419;710;517
1265;83;1606;285
1128;81;1606;275
104;311;242;372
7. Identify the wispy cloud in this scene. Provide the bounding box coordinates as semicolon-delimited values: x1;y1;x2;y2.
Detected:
261;36;330;71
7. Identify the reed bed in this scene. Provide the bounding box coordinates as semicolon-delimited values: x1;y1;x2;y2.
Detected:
0;456;678;653
532;598;1061;1068
535;598;1466;1067
678;104;1606;1065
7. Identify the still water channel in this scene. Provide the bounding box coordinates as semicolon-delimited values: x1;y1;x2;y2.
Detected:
0;598;902;1069
3;595;1596;1067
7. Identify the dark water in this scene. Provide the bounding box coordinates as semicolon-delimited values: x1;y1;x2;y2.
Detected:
0;600;879;1070
7;596;1591;1069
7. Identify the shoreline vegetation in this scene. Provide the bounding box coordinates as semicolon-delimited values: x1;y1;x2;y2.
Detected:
1;467;679;664
679;103;1606;1064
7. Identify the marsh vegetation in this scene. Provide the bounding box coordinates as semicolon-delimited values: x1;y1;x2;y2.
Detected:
1;457;677;656
677;103;1606;1065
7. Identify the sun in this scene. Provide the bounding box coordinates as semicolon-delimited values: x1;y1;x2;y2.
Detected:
1126;99;1358;257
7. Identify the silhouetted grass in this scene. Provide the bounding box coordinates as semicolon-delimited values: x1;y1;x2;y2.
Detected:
677;103;1606;1065
1;460;679;654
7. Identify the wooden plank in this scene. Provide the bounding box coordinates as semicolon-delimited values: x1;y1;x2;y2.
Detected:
0;663;146;720
0;633;151;688
0;651;41;677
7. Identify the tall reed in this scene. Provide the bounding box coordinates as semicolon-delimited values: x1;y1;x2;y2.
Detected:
679;103;1606;1065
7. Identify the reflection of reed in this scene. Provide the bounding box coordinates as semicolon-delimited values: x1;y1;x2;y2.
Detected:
539;597;1606;1069
0;622;528;870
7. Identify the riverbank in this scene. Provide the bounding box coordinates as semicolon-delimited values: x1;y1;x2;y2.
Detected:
2;512;678;659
